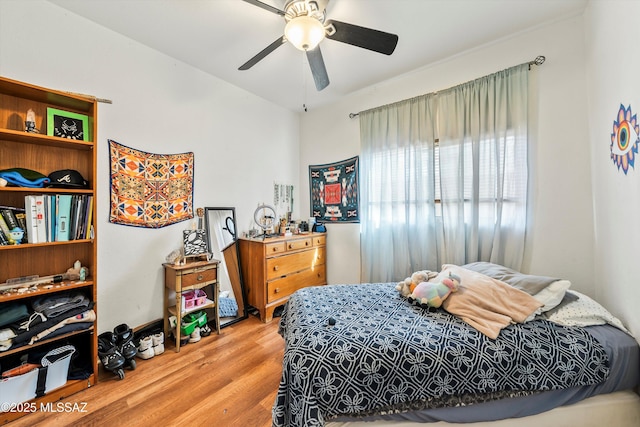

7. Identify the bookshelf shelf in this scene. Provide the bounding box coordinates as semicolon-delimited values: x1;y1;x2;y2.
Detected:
0;128;94;150
0;238;93;251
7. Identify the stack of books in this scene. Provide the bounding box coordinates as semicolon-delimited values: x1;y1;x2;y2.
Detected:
0;195;93;245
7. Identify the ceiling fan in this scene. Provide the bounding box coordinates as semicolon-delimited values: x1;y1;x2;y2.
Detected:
239;0;399;91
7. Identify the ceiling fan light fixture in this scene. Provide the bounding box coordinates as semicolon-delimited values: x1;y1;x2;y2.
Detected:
285;15;325;51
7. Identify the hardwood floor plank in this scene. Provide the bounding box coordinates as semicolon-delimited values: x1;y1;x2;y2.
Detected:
6;315;283;427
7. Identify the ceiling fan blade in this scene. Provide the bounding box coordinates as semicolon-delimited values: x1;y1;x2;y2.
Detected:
325;20;398;55
240;0;285;16
306;47;330;91
239;36;287;70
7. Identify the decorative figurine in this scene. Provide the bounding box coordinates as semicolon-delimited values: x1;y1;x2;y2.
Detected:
196;207;204;229
25;109;39;133
8;227;24;244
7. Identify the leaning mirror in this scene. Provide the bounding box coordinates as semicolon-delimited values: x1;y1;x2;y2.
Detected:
204;207;247;328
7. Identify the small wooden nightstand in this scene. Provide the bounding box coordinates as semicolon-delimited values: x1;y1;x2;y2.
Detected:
163;260;220;352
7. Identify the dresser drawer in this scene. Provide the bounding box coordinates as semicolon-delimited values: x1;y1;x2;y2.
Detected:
265;241;286;255
181;267;216;288
266;247;326;280
267;267;326;303
312;235;326;246
285;237;312;251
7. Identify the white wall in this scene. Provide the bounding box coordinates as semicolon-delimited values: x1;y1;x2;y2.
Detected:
0;0;300;332
584;0;640;338
300;15;597;294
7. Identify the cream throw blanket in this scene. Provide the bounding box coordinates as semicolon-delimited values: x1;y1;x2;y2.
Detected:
439;264;543;339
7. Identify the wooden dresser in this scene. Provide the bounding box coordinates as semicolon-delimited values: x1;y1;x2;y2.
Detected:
239;233;326;322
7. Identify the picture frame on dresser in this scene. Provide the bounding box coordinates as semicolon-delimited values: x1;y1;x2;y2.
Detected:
204;207;248;328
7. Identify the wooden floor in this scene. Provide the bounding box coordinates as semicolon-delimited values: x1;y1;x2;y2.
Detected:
8;314;284;427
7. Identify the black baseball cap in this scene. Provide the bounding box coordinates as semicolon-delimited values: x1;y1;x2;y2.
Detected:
48;169;89;188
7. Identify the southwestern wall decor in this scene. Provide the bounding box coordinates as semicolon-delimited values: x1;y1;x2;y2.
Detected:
109;139;194;228
309;156;359;223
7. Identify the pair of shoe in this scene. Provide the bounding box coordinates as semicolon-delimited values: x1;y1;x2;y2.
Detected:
188;323;213;343
137;332;165;360
200;324;212;337
188;327;201;343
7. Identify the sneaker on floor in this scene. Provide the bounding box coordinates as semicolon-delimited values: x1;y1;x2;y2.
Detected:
136;336;154;360
152;332;165;355
189;327;201;343
200;324;212;337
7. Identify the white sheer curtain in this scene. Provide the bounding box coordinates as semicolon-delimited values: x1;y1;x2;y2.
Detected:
360;64;529;282
359;94;439;282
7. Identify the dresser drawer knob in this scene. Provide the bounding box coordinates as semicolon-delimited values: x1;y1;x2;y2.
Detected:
288;244;293;249
274;265;279;271
272;247;277;252
197;274;203;281
274;288;281;293
305;241;309;246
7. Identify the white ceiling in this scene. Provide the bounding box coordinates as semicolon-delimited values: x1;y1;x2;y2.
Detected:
48;0;587;112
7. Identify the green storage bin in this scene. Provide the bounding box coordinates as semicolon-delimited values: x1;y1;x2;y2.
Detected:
180;311;207;335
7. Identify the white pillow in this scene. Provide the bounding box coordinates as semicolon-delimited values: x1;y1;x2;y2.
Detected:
544;290;629;333
533;279;571;311
525;279;571;322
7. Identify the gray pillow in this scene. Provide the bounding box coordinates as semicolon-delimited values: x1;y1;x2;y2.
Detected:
462;262;560;295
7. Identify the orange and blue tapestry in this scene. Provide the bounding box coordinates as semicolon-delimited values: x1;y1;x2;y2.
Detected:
309;156;359;223
109;139;193;228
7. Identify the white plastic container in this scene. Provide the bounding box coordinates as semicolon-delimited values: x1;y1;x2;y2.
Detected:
42;345;75;393
0;368;38;410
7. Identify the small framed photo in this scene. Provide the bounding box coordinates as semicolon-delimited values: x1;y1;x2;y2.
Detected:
183;229;209;258
46;108;89;141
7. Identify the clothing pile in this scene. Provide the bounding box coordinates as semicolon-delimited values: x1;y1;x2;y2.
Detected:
0;291;95;351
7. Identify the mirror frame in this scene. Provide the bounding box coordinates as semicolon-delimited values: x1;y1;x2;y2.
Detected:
204;207;248;328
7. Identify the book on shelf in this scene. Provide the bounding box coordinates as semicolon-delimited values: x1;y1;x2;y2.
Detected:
24;195;39;243
55;194;72;242
82;195;94;240
0;208;20;231
34;195;47;243
0;220;10;245
14;212;28;243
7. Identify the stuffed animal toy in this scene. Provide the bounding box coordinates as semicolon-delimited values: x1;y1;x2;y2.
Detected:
396;270;438;297
408;272;461;309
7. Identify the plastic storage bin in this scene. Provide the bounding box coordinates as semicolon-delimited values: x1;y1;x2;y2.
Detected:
0;368;38;410
180;311;207;336
42;345;75;393
183;289;207;309
0;345;75;410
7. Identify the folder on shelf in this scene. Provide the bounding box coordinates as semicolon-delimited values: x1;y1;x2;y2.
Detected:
24;195;39;244
49;195;57;242
55;194;72;242
44;195;56;243
33;195;47;243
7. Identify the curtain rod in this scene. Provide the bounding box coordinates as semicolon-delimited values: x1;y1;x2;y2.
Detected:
348;55;545;119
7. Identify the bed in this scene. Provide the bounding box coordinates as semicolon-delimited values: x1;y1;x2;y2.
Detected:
272;263;640;426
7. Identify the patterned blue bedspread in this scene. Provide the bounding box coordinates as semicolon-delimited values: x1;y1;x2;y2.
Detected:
273;283;610;426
